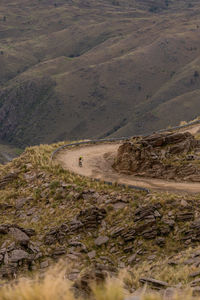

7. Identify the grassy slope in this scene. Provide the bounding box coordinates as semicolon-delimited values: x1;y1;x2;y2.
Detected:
1;0;200;146
1;135;200;296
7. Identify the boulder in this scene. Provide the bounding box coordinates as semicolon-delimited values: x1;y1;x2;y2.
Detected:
95;236;109;246
9;227;30;246
10;249;29;262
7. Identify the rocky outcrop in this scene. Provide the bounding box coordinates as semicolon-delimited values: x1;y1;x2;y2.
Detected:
0;224;37;279
44;207;107;245
113;132;200;181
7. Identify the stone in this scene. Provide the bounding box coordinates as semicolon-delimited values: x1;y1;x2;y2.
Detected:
176;212;194;222
128;254;137;264
40;261;49;268
68;241;87;252
110;226;125;237
88;250;96;259
78;207;107;229
52;247;66;256
10;250;29;262
139;277;169;289
155;237;165;246
9;227;30;245
95;236;109;246
15;198;28;209
113;202;126;210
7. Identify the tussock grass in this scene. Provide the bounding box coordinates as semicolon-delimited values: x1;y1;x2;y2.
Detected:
0;264;198;300
0;264;126;300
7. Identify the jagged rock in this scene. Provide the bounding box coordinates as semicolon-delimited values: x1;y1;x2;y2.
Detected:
135;219;157;239
9;227;30;246
134;204;161;222
176;212;194;221
68;241;87;252
110;226;125;237
45;207;106;245
139;277;169;289
10;249;29;262
113;132;200;181
77;207;106;229
44;223;69;245
122;227;136;242
51;247;66;256
95;236;109;246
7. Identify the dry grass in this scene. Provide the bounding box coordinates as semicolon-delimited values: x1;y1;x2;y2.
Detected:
0;264;198;300
1;142;200;296
0;264;126;300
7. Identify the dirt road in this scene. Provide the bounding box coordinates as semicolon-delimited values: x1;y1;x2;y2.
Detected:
56;143;200;194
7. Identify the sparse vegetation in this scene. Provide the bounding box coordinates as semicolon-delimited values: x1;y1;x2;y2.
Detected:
1;0;200;147
0;137;200;298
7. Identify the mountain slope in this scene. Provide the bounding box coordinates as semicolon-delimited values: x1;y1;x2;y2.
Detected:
0;0;200;146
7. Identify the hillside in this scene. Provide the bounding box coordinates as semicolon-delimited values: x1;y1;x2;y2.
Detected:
1;127;200;299
1;0;200;147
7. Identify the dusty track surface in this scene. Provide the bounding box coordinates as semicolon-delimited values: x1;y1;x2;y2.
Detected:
179;123;200;135
56;143;200;194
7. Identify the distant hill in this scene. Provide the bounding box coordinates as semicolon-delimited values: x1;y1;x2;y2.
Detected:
0;0;200;147
0;142;22;164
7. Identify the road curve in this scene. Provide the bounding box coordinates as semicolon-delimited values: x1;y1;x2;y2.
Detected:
56;143;200;194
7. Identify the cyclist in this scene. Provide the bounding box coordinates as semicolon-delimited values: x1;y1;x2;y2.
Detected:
79;156;83;167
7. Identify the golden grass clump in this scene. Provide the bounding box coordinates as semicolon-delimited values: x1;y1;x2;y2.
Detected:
0;265;199;300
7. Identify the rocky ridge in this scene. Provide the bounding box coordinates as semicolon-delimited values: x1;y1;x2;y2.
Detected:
113;131;200;181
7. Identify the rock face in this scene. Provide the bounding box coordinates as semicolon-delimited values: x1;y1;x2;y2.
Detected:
113;132;200;181
44;207;107;245
0;224;37;279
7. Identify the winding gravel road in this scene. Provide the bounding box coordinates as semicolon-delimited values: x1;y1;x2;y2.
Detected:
56;143;200;194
